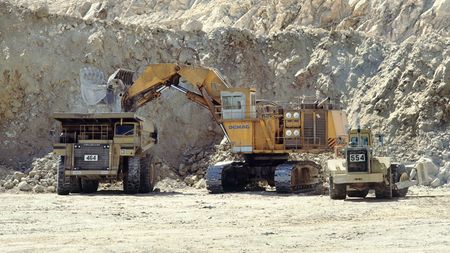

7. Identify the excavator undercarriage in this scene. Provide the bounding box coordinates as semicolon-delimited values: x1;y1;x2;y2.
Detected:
206;154;322;194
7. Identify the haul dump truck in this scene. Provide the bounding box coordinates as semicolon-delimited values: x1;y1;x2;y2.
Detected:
98;63;348;194
52;113;157;195
327;128;411;199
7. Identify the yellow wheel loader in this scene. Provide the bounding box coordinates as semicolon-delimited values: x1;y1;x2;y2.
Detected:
327;128;411;199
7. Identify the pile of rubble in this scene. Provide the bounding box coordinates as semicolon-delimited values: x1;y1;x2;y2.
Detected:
154;138;240;189
0;154;58;193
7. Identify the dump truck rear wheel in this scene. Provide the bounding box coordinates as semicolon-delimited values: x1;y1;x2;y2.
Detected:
139;157;156;193
329;177;346;199
81;179;99;193
392;164;409;198
57;156;70;195
124;157;140;194
347;190;369;198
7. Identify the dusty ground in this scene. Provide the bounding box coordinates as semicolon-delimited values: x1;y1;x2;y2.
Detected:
1;187;450;253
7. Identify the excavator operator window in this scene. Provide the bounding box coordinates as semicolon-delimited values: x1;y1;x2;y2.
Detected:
223;96;242;110
115;124;135;136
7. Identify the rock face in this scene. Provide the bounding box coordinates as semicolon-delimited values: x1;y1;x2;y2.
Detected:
0;1;449;178
11;0;450;42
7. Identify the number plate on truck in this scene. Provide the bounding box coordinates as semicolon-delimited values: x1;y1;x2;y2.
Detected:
84;155;98;161
349;154;365;162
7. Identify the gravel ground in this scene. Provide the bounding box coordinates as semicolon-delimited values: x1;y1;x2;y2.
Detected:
1;187;450;253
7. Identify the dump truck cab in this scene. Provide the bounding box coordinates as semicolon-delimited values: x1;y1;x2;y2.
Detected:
328;128;410;199
52;112;157;195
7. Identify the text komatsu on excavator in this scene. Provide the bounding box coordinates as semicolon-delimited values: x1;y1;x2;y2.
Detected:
110;63;348;193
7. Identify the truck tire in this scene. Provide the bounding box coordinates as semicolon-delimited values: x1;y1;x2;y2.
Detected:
139;159;156;193
329;177;346;199
347;190;369;198
81;179;99;194
70;177;82;193
57;156;71;195
391;164;409;197
123;157;140;194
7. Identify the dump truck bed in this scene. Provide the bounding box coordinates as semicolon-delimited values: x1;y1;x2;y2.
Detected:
52;112;144;124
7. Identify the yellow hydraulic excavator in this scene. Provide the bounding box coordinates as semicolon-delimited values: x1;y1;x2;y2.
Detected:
109;63;348;193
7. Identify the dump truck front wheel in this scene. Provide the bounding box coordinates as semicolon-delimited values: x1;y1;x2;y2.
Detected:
57;156;71;195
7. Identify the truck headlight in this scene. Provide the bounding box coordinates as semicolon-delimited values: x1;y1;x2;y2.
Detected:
285;130;292;136
285;112;292;119
293;129;300;136
293;112;300;118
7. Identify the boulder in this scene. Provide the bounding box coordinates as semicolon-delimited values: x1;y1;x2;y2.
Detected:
18;181;32;191
184;174;198;186
33;185;45;193
35;5;49;18
28;171;37;178
415;157;439;186
46;186;56;193
13;171;25;181
181;19;203;32
4;181;14;189
194;178;206;189
430;178;442;188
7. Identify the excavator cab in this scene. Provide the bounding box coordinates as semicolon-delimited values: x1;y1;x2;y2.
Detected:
220;88;256;120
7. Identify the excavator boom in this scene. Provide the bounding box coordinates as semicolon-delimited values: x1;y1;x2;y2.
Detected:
122;64;229;120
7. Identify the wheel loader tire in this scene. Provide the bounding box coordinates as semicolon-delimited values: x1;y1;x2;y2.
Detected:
329;177;346;200
57;156;70;195
347;190;369;198
375;169;393;199
139;157;156;193
391;164;409;198
81;179;99;194
375;189;389;199
123;157;140;194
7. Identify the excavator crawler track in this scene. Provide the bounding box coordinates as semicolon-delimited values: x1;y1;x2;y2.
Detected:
206;161;249;193
205;162;229;193
274;161;322;194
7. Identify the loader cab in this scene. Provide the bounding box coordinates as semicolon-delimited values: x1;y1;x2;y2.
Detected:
348;129;373;147
221;88;256;120
346;128;373;173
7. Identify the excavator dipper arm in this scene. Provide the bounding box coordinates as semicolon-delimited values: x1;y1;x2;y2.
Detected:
121;64;230;123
